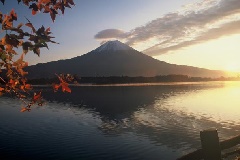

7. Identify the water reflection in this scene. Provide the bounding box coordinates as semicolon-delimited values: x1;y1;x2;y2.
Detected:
42;82;222;120
41;83;237;148
1;81;240;160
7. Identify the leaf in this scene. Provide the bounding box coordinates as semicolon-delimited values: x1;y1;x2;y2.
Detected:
21;107;31;112
2;15;12;28
9;79;18;86
24;84;32;90
10;9;17;21
20;83;31;91
25;22;36;33
54;74;72;93
5;34;20;47
20;85;25;91
50;8;57;22
60;2;65;14
0;87;4;92
39;0;51;4
5;44;13;52
45;27;51;34
22;42;32;54
19;69;28;76
29;35;38;43
33;47;40;56
52;83;60;92
22;0;30;6
43;6;51;13
36;25;45;35
13;53;24;65
33;91;42;102
67;0;75;6
32;10;37;15
1;36;6;45
62;82;71;93
29;3;39;15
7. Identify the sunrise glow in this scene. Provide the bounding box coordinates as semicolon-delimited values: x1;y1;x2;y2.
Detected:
155;34;240;73
2;1;240;160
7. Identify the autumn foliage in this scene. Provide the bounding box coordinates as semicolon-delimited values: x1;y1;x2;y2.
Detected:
0;0;75;112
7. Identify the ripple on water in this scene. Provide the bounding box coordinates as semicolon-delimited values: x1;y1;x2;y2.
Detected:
1;82;240;160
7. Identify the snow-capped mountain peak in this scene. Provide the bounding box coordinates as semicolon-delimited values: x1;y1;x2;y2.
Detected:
95;40;134;52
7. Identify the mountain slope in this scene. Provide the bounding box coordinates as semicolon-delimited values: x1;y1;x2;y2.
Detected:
26;40;228;79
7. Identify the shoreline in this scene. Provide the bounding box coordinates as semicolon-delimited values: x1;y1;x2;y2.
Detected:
31;81;239;87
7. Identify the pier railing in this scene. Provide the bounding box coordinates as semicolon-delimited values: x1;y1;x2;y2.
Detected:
177;129;240;160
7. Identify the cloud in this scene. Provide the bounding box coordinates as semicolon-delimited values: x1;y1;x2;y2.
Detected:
94;29;127;39
145;20;240;55
94;0;240;55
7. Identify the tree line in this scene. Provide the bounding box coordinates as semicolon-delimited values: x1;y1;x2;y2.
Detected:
27;75;240;85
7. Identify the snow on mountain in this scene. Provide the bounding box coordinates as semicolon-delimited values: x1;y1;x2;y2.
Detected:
95;40;134;52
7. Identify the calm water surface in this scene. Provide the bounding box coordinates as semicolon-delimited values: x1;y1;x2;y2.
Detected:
1;81;240;160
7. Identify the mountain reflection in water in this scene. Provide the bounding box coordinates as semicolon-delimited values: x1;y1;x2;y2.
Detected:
1;82;240;160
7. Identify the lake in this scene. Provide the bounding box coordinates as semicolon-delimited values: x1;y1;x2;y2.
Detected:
1;81;240;160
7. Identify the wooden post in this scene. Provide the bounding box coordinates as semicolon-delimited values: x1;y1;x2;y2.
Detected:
200;129;221;160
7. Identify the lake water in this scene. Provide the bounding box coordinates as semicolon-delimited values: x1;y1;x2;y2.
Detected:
1;81;240;160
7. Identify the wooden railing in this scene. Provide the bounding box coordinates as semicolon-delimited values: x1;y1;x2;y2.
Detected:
178;129;240;160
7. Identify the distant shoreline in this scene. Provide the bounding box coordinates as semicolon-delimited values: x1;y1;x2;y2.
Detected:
31;81;240;87
28;75;240;86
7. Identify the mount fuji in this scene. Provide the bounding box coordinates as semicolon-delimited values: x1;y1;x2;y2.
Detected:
95;40;134;52
26;40;229;79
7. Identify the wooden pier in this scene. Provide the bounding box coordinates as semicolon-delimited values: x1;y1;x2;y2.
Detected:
178;129;240;160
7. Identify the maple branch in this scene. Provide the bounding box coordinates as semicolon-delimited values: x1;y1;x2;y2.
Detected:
0;77;6;83
0;0;75;112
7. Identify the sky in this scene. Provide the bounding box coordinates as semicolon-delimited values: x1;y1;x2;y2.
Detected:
1;0;240;72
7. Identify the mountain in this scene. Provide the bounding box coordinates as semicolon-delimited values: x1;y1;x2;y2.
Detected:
26;40;229;79
95;40;134;52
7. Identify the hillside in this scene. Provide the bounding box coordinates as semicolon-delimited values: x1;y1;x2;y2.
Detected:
26;40;229;79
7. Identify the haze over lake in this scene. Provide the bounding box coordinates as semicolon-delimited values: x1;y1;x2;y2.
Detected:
1;1;240;159
1;81;240;160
